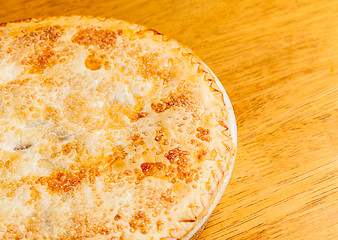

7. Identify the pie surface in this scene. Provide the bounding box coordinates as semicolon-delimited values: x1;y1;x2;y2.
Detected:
0;16;235;240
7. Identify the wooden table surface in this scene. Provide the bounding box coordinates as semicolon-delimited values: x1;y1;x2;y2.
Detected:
1;0;337;239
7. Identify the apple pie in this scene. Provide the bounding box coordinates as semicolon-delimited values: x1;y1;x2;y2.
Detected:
0;16;236;240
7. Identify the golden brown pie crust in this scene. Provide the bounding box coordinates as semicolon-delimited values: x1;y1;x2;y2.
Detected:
0;16;235;239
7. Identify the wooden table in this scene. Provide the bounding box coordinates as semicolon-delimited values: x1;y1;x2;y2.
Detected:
1;0;337;239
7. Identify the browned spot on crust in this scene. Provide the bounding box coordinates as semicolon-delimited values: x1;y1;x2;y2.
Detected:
165;147;189;164
9;26;66;73
137;54;171;82
124;169;133;176
140;162;167;177
114;214;122;221
166;91;195;109
13;26;63;48
29;186;41;203
40;77;62;88
61;140;83;155
151;101;169;113
2;223;21;239
0;177;28;198
197;149;207;162
0;78;32;92
154;128;164;141
196;127;212;142
35;26;64;41
130;133;145;147
85;53;103;71
156;220;164;232
36;166;95;194
160;189;176;203
178;167;199;183
165;148;199;183
129;211;150;234
35;144;127;194
151;90;196;114
130;111;148;122
72;28;116;49
44;105;60;121
0;151;26;174
22;46;58;74
117;29;123;35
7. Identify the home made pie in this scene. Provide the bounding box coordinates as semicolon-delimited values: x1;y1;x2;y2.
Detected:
0;16;236;240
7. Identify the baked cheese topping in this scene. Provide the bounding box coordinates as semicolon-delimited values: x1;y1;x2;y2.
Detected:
0;16;235;240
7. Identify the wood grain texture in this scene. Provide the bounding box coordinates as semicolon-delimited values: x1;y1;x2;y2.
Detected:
0;0;337;239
